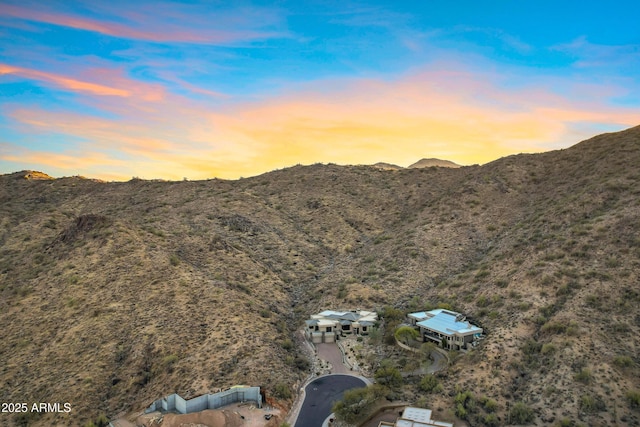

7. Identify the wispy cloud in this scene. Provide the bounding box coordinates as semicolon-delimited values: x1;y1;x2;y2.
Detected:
0;63;132;97
1;2;287;44
551;36;640;69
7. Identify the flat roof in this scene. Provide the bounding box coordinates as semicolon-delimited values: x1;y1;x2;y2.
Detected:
396;407;454;427
408;311;429;320
403;407;432;422
415;310;482;336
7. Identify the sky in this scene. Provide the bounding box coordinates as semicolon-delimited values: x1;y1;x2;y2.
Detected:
1;1;639;181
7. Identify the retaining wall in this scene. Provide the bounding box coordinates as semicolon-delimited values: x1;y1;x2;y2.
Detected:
145;386;262;414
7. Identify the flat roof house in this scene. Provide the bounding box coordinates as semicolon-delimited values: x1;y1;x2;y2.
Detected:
378;407;454;427
305;310;377;344
408;309;482;351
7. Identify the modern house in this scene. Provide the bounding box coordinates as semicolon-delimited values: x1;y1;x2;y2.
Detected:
305;310;377;343
378;407;454;427
408;309;482;351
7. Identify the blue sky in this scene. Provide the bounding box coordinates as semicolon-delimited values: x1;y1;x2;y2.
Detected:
1;0;638;180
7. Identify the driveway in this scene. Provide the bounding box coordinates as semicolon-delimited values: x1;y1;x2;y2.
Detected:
316;343;349;374
427;348;448;373
294;374;366;427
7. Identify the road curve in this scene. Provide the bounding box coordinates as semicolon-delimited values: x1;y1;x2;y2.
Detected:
294;374;367;427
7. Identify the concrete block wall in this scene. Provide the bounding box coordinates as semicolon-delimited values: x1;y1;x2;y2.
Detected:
145;386;262;415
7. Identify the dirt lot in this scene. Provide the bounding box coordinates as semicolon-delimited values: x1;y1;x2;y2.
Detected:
135;403;282;427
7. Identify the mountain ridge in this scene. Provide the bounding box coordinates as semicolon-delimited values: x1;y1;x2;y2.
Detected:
1;125;639;426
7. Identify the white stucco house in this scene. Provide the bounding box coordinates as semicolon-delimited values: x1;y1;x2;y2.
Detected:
305;309;377;343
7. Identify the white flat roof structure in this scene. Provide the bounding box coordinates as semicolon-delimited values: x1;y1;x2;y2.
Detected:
403;407;433;422
413;309;482;337
390;407;453;427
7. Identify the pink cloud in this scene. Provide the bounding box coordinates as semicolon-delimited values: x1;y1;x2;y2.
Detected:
1;3;285;44
0;63;131;97
0;63;166;102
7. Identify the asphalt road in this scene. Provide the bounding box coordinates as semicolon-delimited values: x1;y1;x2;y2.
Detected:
294;374;366;427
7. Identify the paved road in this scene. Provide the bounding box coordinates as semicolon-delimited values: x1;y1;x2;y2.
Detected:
294;375;366;427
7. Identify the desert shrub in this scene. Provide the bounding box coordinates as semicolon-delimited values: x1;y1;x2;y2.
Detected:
368;327;381;344
395;326;419;345
280;339;293;351
332;387;378;423
509;401;534;424
585;294;600;308
259;309;271;318
475;269;490;280
613;355;634;368
521;339;542;365
94;415;109;427
169;254;180;266
539;304;556;318
541;343;556;355
419;375;442;393
380;306;405;322
483;398;498;412
13;412;41;427
518;301;532;311
274;383;291;399
294;356;310;371
541;321;566;335
574;368;592;384
579;394;605;413
384;331;397;346
374;364;403;389
84;415;109;427
436;302;453;310
476;295;489;307
455;403;467;419
627;390;640;408
162;354;178;366
565;321;579;336
455;390;476;414
484;413;499;427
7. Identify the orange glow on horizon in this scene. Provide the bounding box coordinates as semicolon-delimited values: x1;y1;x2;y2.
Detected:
2;64;637;181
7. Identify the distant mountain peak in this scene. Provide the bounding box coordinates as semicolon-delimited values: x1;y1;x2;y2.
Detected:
372;162;403;170
408;158;461;169
20;170;55;180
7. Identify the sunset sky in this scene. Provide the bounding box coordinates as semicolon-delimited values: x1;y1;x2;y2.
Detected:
1;1;639;181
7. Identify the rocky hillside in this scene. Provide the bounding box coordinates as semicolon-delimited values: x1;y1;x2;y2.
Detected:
1;126;639;426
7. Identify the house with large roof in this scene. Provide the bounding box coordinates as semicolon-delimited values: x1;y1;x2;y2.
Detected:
305;309;377;343
378;406;454;427
408;309;482;351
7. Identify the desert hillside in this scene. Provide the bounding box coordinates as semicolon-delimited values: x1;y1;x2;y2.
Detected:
1;126;639;426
